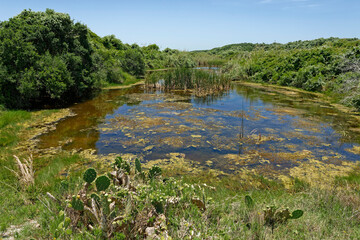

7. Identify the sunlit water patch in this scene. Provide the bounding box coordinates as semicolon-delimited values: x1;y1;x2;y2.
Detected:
37;83;360;184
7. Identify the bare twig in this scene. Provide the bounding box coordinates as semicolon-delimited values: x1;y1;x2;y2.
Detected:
46;192;62;205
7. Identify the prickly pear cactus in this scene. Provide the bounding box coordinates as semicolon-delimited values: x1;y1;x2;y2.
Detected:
152;200;164;214
149;166;162;179
114;157;131;174
135;158;142;173
245;195;254;208
83;168;97;183
95;175;111;191
71;196;84;211
290;210;304;219
274;209;291;224
90;193;100;202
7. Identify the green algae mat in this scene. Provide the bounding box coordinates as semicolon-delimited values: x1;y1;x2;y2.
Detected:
36;83;360;188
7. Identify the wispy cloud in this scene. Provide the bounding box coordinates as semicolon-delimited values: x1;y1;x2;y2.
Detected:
306;4;321;7
210;0;245;7
291;0;310;2
259;0;320;9
259;0;274;3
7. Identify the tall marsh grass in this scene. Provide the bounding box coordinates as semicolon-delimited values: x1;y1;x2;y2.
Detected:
145;68;231;96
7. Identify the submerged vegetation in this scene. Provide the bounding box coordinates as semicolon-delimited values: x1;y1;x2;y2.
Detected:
145;68;231;96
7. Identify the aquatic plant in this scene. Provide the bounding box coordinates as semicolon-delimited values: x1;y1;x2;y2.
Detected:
145;67;231;96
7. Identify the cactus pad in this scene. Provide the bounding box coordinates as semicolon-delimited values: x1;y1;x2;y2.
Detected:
95;175;111;191
83;168;97;183
90;193;100;202
114;157;130;174
135;158;142;173
152;200;164;214
291;210;304;219
245;195;254;208
149;166;162;179
71;197;84;211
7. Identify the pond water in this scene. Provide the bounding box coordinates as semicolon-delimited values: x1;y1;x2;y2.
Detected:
38;83;360;183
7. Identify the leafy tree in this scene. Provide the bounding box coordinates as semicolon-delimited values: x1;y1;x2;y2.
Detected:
102;35;127;51
0;9;100;108
121;48;145;77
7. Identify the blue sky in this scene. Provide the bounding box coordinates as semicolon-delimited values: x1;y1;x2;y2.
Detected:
0;0;359;50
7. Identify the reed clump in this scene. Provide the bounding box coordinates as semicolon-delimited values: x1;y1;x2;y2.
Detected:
145;68;231;96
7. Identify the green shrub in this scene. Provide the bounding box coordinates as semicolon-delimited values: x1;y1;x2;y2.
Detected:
121;48;145;77
0;9;101;108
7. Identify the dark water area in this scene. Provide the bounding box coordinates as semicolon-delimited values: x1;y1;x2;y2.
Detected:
37;83;360;176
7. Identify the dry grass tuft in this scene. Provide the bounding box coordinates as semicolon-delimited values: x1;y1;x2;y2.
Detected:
6;155;34;187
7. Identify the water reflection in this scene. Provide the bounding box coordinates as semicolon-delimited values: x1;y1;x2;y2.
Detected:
192;90;230;105
38;87;141;150
38;82;360;176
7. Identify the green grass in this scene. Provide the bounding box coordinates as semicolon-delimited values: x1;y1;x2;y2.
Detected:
0;110;31;147
0;110;34;196
0;110;31;128
10;164;360;239
35;154;89;192
164;174;360;239
335;168;360;185
0;153;89;232
0;109;91;237
102;71;140;89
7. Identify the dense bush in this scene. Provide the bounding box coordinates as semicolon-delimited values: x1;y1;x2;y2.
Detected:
120;48;145;77
0;9;202;109
142;45;196;69
0;9;103;108
221;38;360;110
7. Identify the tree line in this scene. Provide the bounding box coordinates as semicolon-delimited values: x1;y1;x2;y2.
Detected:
217;38;360;110
2;9;360;110
0;9;197;109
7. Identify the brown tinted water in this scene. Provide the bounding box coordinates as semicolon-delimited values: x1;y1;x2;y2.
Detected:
37;83;360;183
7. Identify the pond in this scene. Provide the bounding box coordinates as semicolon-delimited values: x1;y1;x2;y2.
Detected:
37;82;360;185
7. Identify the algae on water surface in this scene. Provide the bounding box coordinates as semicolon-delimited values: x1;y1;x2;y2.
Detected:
34;83;360;187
